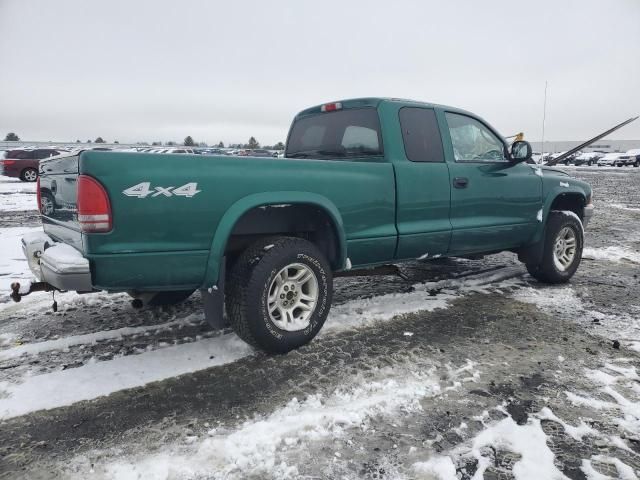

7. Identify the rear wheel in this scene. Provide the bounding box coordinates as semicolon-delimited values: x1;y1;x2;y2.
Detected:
226;236;332;353
21;168;37;182
526;211;583;284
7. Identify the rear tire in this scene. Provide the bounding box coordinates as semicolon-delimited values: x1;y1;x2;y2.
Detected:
226;236;333;353
21;168;38;182
526;211;583;284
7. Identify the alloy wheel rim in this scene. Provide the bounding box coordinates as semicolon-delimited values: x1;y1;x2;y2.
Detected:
25;170;37;181
553;226;577;272
267;263;318;332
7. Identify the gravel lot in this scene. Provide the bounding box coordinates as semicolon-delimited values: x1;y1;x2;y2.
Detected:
1;167;639;479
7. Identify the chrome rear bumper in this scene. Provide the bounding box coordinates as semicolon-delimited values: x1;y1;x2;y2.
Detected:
21;231;92;292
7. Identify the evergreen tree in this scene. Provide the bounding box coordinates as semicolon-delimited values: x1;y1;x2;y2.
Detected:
184;136;195;146
95;137;105;143
218;141;224;148
247;137;259;149
4;132;20;141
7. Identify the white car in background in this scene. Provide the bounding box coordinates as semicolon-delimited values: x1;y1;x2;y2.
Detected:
597;152;624;167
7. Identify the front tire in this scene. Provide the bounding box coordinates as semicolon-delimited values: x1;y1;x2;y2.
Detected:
526;211;583;284
226;236;333;353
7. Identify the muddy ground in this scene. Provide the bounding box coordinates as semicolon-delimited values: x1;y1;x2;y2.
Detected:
1;166;639;479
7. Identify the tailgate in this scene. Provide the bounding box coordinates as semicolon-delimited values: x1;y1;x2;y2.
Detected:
38;153;83;251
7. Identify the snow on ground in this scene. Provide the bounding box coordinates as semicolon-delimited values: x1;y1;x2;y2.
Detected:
68;362;479;480
0;333;253;419
0;226;41;293
610;203;640;213
0;175;37;211
583;246;640;264
0;312;205;361
0;220;527;419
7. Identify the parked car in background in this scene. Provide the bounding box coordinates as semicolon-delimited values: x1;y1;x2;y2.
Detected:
0;148;62;181
624;148;640;167
572;152;602;166
249;149;273;157
597;152;624;166
614;149;640;167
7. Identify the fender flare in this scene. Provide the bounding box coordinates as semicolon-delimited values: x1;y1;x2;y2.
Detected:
520;187;586;265
201;191;347;287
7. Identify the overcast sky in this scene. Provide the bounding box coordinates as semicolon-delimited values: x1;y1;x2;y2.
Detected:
1;0;639;145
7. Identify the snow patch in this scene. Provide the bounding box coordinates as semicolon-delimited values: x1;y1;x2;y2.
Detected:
0;313;204;361
412;456;457;479
583;246;640;264
470;416;566;480
536;208;543;222
0;226;41;295
77;365;476;480
560;181;570;188
0;334;253;419
536;407;597;441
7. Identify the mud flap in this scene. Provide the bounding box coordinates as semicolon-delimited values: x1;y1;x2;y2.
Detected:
201;257;227;330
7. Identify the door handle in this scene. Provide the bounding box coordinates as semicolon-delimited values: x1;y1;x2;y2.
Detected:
453;177;469;188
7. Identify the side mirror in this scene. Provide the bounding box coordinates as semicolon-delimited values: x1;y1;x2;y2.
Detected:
510;140;532;163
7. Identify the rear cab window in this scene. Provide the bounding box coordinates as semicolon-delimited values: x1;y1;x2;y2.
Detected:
399;107;444;163
286;108;383;160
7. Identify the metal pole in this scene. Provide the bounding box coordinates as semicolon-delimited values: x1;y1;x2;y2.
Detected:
541;81;548;162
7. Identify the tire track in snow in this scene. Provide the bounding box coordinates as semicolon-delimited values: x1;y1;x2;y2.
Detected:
0;265;525;420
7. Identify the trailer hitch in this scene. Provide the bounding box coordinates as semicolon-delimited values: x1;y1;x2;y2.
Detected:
10;281;57;303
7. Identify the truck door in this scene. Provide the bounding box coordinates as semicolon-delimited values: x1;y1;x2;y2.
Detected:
394;107;452;260
441;111;542;254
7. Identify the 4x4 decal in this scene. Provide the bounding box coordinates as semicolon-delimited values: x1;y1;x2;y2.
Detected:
122;182;201;198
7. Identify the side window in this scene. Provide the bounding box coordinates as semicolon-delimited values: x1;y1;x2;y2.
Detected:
34;150;53;159
399;107;444;162
445;112;507;162
341;125;379;151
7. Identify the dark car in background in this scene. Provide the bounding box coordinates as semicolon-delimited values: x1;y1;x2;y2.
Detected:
248;149;273;157
0;149;61;181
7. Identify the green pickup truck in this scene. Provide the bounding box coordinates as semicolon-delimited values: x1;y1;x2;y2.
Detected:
17;98;593;353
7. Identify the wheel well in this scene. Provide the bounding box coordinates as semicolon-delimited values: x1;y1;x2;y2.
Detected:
549;193;586;220
224;204;341;269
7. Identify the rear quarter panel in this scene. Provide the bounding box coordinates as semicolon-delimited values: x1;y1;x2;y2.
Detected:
80;151;396;290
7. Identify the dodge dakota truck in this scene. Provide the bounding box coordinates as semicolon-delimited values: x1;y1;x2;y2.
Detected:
14;98;594;353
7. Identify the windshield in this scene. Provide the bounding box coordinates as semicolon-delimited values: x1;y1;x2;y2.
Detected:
286;108;383;159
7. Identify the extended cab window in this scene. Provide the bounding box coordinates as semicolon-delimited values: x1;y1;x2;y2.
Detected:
399;107;444;162
286;108;383;159
445;112;507;162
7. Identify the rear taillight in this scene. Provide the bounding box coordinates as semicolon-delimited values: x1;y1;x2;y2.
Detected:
1;159;16;165
77;175;112;233
36;177;42;213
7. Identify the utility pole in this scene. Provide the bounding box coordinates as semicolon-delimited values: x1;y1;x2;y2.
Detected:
541;81;548;161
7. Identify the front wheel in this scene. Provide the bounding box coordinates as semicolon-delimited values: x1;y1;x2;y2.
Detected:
526;211;583;284
226;236;333;353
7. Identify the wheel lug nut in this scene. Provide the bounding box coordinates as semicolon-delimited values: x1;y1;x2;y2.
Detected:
291;285;295;290
280;294;285;299
284;286;289;292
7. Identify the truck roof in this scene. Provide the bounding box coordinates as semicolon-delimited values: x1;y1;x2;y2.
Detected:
294;97;474;119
